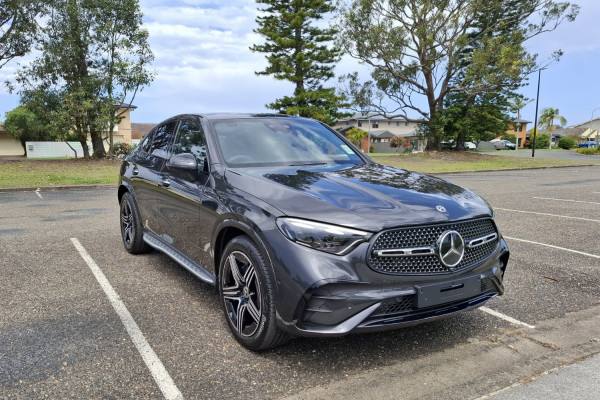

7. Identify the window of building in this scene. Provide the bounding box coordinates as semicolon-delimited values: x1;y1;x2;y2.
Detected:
358;121;362;127
372;122;379;128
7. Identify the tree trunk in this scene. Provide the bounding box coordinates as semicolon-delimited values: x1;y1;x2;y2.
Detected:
80;139;90;159
90;130;106;158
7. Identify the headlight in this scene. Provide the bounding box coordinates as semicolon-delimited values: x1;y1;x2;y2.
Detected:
276;218;371;255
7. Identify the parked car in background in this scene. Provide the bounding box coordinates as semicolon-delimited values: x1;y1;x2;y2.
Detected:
491;139;516;150
118;113;510;350
578;141;597;148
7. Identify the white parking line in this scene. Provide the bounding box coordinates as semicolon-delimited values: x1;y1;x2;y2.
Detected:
533;196;600;205
504;236;600;259
479;307;535;329
35;190;43;200
494;208;600;223
70;238;184;400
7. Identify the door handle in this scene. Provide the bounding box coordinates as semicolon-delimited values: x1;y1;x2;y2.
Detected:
159;177;170;187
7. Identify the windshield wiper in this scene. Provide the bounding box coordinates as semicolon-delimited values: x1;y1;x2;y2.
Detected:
288;162;328;166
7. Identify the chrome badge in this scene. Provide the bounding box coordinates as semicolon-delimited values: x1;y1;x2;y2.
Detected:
437;230;465;268
436;205;447;213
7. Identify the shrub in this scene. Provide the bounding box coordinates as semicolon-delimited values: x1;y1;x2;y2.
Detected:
576;147;600;155
531;133;550;149
113;142;133;156
558;137;576;150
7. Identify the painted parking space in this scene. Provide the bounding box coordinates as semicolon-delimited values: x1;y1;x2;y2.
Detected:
1;165;600;399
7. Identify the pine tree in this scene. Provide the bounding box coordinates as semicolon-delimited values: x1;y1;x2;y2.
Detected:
250;0;346;125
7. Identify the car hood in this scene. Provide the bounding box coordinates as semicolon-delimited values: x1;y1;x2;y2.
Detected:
224;163;492;232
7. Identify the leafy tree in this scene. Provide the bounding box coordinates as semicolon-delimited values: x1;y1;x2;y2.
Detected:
0;0;44;68
3;106;51;154
337;0;579;150
539;107;567;131
250;0;347;124
345;127;366;147
92;0;154;157
12;0;153;158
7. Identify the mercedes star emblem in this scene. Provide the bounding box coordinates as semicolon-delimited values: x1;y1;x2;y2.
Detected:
437;230;465;268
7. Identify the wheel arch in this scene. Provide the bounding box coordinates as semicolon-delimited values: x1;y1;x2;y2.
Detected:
212;219;276;285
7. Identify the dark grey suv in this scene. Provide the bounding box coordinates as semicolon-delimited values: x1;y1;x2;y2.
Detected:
118;114;509;350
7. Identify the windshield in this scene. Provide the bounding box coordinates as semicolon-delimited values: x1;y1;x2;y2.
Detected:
212;118;364;167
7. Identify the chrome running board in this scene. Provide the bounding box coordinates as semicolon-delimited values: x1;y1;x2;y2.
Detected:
143;233;216;285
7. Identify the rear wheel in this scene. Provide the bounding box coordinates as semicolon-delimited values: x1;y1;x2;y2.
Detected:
119;192;151;254
218;236;289;350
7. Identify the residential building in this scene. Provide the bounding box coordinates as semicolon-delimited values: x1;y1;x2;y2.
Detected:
333;113;423;152
0;123;24;156
505;119;530;148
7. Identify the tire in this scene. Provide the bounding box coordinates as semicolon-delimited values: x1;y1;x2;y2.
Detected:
119;192;151;254
218;235;289;350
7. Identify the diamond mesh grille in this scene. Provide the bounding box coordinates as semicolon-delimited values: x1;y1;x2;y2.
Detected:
368;218;498;275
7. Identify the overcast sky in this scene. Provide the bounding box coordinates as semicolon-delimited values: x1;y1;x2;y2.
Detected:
1;0;599;127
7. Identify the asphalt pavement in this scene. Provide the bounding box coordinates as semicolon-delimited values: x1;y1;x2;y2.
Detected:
1;165;599;399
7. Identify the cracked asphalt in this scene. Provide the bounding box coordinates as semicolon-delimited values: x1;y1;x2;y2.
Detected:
1;165;599;399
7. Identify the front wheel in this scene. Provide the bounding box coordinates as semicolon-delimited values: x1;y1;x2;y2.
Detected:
218;236;289;350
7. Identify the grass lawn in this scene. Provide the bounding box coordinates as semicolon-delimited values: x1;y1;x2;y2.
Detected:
371;151;599;173
1;152;599;188
0;158;121;188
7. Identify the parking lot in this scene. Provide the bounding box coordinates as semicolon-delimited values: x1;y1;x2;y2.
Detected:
1;165;599;400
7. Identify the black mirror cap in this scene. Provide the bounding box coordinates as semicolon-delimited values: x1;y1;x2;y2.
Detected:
168;153;198;170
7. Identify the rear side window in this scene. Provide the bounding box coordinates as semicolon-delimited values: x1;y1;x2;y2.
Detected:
149;121;178;159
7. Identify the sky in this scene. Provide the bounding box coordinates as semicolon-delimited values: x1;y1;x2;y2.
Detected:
1;0;599;128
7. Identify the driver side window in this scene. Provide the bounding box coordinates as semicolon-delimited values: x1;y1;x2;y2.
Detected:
172;119;207;172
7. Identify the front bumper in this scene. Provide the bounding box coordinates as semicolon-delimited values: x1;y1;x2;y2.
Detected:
262;228;509;337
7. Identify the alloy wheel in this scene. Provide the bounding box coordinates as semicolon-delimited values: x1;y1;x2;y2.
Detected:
221;251;262;337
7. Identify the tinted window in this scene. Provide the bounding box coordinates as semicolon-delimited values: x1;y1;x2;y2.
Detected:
172;119;207;170
149;121;177;159
141;128;155;153
213;118;364;167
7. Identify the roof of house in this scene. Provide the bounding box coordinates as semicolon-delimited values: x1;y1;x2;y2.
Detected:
370;130;396;139
337;112;408;122
131;123;156;139
571;117;600;128
510;119;532;124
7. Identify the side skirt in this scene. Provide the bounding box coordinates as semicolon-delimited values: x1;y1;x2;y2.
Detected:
143;232;216;285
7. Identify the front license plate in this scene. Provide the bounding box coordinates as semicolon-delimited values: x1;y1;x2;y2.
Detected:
415;275;481;308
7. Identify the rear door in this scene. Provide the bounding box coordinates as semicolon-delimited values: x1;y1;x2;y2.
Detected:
130;120;178;235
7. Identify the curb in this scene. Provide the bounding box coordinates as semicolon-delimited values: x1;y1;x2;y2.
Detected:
430;163;600;175
0;183;117;193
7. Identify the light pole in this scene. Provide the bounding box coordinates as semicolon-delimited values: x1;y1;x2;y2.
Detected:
531;69;542;157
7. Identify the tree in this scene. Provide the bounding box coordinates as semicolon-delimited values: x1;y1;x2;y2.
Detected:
250;0;347;125
337;0;579;150
3;106;52;154
539;107;567;131
0;0;44;68
12;0;153;158
345;127;366;147
92;0;154;157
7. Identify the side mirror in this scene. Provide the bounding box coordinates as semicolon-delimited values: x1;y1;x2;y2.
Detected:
167;153;198;170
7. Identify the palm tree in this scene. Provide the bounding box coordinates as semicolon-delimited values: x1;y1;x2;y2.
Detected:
539;108;567;132
538;108;567;149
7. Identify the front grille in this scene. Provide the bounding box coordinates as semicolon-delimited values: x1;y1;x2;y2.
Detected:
368;218;498;275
